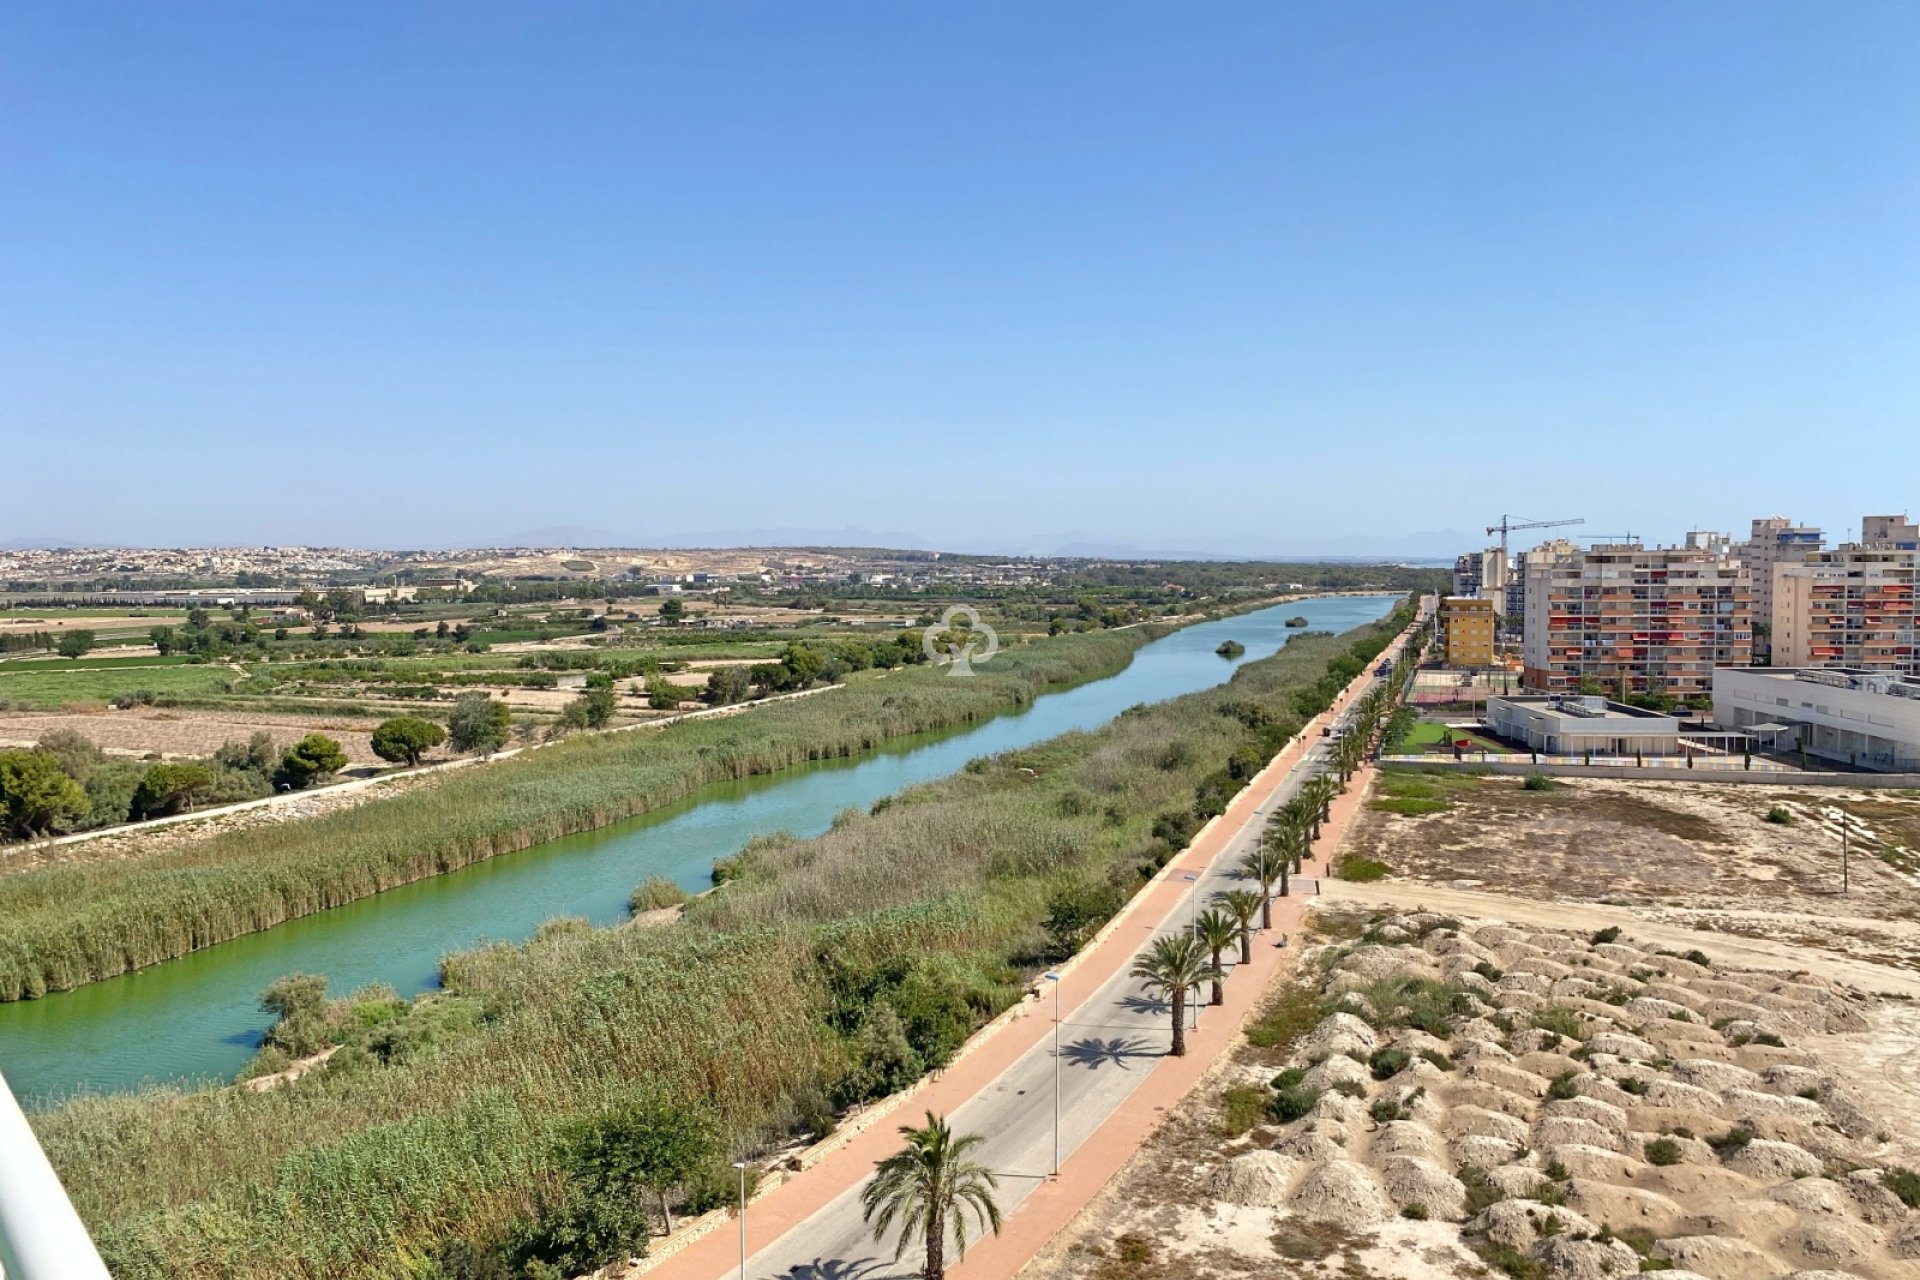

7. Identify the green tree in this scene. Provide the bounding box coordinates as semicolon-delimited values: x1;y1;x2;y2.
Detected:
862;1112;1002;1280
370;716;447;766
1130;933;1214;1058
560;1096;719;1234
0;750;89;838
274;734;348;790
1041;880;1124;960
1217;888;1263;965
130;763;216;819
1193;907;1239;1006
56;629;95;659
703;665;752;705
148;625;177;655
448;693;513;754
658;597;685;622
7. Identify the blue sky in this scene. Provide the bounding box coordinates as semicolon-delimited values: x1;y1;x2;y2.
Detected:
2;2;1915;554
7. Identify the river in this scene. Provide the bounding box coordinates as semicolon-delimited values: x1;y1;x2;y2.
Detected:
0;595;1396;1103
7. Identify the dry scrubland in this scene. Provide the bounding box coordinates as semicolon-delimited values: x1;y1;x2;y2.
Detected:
1032;909;1920;1280
1342;774;1920;970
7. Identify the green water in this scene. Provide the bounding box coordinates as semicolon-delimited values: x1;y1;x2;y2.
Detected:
0;596;1396;1103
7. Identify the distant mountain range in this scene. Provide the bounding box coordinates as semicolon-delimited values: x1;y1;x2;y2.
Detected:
3;527;1472;563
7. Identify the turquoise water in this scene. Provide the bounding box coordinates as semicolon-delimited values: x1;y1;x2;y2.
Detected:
0;596;1395;1103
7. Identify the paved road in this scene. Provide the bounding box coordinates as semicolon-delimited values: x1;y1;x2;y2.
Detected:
742;712;1369;1280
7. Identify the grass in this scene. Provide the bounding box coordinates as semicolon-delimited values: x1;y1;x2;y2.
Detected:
1367;766;1481;816
1398;721;1512;754
0;653;205;670
1335;852;1390;881
0;664;236;710
23;610;1414;1277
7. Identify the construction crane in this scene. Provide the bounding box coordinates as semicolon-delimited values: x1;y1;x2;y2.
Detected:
1486;515;1583;559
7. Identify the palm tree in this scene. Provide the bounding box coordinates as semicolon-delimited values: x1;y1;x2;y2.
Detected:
1193;907;1239;1005
1130;933;1215;1057
862;1112;1003;1280
1217;888;1263;964
1238;845;1289;926
1302;775;1339;837
1272;802;1313;872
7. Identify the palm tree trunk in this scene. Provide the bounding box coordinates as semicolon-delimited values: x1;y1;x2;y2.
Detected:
1239;929;1252;965
926;1203;946;1280
1260;895;1273;930
1170;988;1188;1057
1209;947;1225;1005
1279;863;1289;897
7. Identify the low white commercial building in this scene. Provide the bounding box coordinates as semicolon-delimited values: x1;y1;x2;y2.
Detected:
1484;695;1682;756
1712;667;1920;771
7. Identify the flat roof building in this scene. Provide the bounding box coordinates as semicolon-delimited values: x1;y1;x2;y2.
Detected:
1485;694;1682;756
1713;667;1920;772
1772;544;1917;677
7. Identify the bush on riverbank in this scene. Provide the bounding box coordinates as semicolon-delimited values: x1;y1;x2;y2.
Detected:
36;603;1413;1279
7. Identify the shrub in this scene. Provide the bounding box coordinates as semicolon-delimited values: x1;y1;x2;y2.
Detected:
1884;1167;1920;1210
1272;1085;1322;1122
1546;1072;1579;1101
1401;1201;1428;1220
1368;1097;1401;1123
1522;773;1556;792
629;877;688;914
1220;1085;1271;1136
1337;853;1390;881
1764;805;1794;825
1246;986;1331;1051
1707;1126;1755;1156
1644;1137;1683;1166
129;763;216;820
1369;1047;1412;1080
1589;926;1622;945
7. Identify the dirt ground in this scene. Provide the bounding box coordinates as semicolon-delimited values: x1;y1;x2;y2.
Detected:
1343;775;1920;925
1025;907;1920;1280
0;707;383;764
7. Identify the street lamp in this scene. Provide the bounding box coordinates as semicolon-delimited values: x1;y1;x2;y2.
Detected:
1043;971;1062;1178
1182;874;1200;1031
732;1160;748;1280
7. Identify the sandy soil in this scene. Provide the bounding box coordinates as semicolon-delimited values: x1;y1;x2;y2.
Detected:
1344;775;1920;925
0;708;383;764
1027;909;1920;1280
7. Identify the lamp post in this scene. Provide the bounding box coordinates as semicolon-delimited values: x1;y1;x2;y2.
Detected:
1044;971;1062;1177
1840;811;1851;896
1182;873;1200;1030
732;1160;748;1280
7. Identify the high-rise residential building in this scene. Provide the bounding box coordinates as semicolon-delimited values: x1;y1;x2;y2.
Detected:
1509;539;1580;644
1862;514;1919;549
1772;542;1917;676
1439;595;1496;668
1453;547;1509;611
1521;543;1751;699
1742;517;1824;661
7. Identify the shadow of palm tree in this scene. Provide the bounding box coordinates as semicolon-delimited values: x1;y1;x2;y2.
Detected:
781;1256;891;1280
1118;992;1170;1017
1060;1036;1158;1070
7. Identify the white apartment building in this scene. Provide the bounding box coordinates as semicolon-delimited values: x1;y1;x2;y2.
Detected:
1713;667;1920;771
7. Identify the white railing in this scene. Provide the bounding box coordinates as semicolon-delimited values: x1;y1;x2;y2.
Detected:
0;1068;110;1280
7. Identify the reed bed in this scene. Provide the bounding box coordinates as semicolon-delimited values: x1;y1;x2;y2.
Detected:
31;609;1410;1278
0;628;1144;1000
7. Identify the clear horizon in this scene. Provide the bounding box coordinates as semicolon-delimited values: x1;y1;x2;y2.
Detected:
4;3;1916;549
